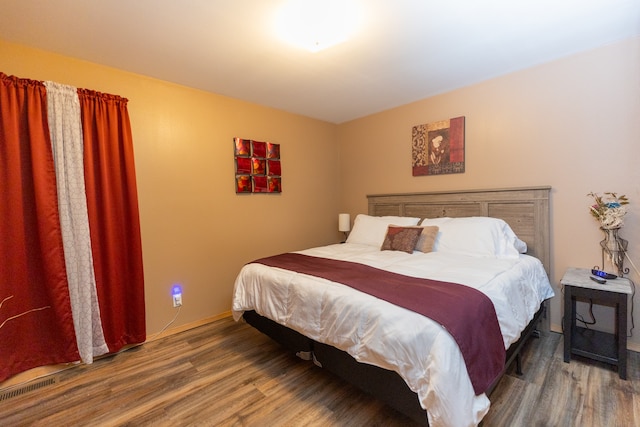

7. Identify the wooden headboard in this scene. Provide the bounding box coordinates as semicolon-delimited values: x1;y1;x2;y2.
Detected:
367;186;551;275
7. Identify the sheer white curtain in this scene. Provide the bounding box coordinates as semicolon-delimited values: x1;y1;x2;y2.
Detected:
44;81;108;363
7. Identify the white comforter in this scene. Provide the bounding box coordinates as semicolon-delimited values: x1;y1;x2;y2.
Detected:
232;243;554;427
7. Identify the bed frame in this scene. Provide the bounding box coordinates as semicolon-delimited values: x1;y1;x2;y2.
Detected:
243;186;551;425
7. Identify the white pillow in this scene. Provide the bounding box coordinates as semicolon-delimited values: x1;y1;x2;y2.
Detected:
420;216;526;258
505;225;528;254
346;214;421;247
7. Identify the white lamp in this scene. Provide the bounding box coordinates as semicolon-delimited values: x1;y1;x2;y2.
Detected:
338;213;351;242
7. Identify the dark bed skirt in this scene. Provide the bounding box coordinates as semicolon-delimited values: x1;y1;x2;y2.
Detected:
241;305;545;426
243;310;313;358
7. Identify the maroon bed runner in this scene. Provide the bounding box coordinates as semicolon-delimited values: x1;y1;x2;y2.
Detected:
253;252;506;395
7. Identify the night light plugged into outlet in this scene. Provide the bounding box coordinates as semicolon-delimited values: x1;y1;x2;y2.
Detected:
172;285;183;308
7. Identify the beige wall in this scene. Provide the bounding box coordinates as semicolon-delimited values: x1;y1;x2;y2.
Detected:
337;36;640;350
2;35;639;352
0;40;341;335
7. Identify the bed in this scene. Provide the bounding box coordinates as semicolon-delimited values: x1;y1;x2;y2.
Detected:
232;187;553;427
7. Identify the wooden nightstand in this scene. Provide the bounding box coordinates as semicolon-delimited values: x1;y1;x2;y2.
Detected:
562;267;631;379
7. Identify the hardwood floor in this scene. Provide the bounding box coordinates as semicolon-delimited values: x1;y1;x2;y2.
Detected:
1;316;638;426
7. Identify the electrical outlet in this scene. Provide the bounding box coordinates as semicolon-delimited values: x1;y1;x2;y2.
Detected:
172;293;182;307
172;285;183;308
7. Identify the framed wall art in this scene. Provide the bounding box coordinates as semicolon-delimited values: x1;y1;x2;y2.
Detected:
411;116;465;176
234;137;282;193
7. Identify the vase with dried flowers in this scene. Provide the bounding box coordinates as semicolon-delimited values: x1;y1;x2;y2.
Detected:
588;192;629;276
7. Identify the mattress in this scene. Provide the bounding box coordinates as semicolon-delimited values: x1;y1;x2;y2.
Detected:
232;243;554;427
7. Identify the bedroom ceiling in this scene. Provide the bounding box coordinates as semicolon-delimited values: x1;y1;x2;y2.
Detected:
0;0;638;123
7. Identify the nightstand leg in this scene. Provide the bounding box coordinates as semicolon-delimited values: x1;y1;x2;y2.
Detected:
618;296;627;380
563;287;573;363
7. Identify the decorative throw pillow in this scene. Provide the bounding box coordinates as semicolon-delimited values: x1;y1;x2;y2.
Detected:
415;226;439;253
346;214;421;247
381;226;423;253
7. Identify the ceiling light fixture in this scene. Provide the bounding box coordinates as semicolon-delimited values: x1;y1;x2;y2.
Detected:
275;0;362;52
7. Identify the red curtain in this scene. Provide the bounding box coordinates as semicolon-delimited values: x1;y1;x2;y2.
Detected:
0;73;80;382
78;89;146;352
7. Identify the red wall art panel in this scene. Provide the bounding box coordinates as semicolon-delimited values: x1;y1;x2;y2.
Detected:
234;137;281;193
412;116;465;176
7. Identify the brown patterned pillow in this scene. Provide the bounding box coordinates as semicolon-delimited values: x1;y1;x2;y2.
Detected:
381;226;423;253
415;226;439;253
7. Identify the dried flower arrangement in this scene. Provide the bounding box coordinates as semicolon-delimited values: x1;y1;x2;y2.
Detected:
588;192;629;230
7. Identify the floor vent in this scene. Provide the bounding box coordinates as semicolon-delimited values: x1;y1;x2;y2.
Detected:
0;377;57;401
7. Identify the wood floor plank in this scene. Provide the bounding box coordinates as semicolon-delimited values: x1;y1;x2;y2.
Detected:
1;317;638;426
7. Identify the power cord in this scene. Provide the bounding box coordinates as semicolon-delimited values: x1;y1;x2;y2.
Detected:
560;283;596;330
149;305;182;342
575;299;596;328
623;252;637;338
